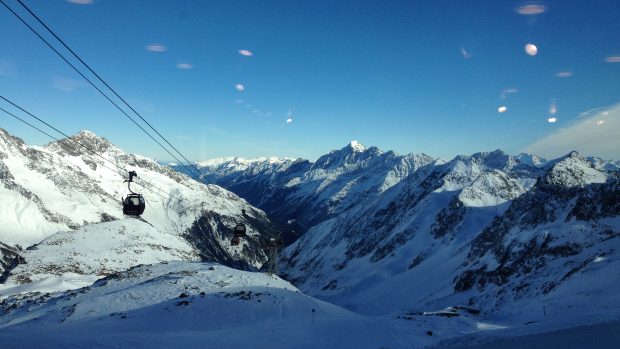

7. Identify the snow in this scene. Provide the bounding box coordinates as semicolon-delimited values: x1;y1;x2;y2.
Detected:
0;273;99;297
0;261;431;348
458;170;527;207
545;152;609;187
6;261;611;348
0;219;198;297
476;322;508;331
349;140;366;152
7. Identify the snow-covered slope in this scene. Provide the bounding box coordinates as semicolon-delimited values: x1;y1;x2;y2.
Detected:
1;261;617;348
0;261;424;349
0;128;277;293
0;219;198;297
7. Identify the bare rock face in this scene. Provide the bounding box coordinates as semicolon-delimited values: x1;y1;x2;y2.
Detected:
0;242;23;283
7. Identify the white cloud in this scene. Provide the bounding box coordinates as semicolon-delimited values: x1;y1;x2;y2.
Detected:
52;76;85;92
523;103;620;159
556;71;573;78
286;117;293;123
235;83;245;91
238;50;253;57
176;63;193;69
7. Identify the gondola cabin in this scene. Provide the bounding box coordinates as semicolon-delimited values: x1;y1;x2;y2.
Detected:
231;236;241;246
122;170;145;216
123;193;145;216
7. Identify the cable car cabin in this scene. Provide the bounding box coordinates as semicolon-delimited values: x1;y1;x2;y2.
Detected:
234;223;247;238
123;193;145;216
231;236;241;246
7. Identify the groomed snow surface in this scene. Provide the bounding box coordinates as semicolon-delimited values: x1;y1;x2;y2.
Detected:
0;261;429;348
1;261;618;348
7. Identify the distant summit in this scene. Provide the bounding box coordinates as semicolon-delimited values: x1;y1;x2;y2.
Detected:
348;140;366;152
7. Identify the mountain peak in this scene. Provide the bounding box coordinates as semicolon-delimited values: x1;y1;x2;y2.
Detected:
347;140;366;152
543;151;608;188
45;129;114;155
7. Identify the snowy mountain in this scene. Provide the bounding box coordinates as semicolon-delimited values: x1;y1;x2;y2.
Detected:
0;128;277;293
177;141;436;244
277;148;619;324
184;144;619;332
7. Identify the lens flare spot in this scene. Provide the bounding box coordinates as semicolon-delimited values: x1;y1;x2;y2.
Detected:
605;55;620;63
525;43;538;56
460;47;472;59
516;4;547;15
549;100;558;115
146;44;166;52
66;0;94;4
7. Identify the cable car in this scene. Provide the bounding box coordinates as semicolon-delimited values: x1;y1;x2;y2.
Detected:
230;223;246;246
231;236;241;246
234;223;247;238
122;171;145;216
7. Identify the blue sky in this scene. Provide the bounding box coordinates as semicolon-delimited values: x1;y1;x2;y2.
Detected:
0;0;619;161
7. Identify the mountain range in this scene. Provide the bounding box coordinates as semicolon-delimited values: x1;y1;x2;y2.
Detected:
181;141;620;329
1;130;619;347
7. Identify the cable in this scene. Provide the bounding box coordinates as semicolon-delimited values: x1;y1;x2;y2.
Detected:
1;105;239;251
16;0;206;182
0;96;212;213
0;0;203;181
0;105;171;203
0;94;181;203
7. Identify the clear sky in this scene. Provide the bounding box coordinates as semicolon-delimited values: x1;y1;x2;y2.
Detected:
1;0;619;161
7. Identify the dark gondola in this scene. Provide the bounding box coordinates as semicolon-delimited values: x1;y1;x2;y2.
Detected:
234;223;246;238
230;223;246;246
122;171;145;216
230;236;241;246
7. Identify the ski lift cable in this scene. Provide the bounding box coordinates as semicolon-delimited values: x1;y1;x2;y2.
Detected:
0;95;184;204
13;0;208;183
2;105;244;249
0;100;213;214
0;0;203;182
0;106;176;204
